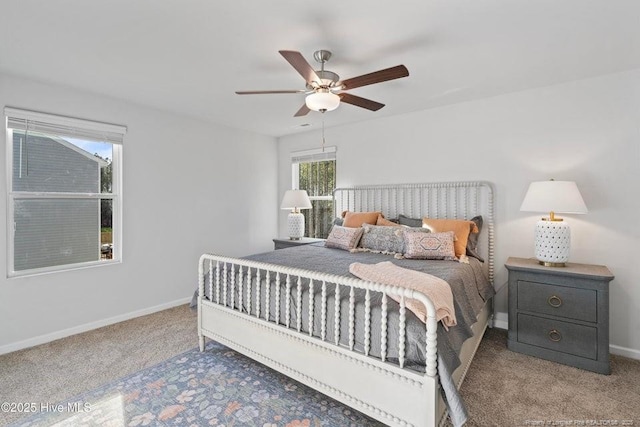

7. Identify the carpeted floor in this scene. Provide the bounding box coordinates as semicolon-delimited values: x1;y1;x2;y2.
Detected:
1;304;638;426
456;327;640;426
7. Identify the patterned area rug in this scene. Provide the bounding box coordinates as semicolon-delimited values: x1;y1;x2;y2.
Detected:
11;341;382;427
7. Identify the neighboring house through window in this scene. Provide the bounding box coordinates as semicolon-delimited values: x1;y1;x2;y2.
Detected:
291;146;336;238
5;108;125;277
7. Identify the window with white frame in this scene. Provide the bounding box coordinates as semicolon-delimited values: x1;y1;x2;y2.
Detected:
5;107;125;277
291;146;336;238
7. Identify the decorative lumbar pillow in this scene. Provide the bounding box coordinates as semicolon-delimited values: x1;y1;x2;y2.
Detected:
466;215;484;262
325;225;364;251
342;211;382;228
376;215;401;227
421;218;479;258
359;224;405;254
403;230;456;260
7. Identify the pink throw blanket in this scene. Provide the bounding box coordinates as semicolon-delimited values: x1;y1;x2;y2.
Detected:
349;261;457;329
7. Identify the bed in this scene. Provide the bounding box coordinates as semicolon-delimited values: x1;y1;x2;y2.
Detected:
196;181;495;427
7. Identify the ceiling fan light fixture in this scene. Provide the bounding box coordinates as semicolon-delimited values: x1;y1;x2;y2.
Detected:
305;91;340;112
236;50;409;117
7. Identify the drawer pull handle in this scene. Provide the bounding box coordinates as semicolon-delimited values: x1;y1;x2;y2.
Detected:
547;295;563;308
548;329;562;342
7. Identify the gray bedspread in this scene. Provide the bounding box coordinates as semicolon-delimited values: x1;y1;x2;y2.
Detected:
193;243;494;426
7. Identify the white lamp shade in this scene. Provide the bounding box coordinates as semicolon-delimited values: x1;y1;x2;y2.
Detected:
520;180;587;215
305;91;340;112
281;190;312;210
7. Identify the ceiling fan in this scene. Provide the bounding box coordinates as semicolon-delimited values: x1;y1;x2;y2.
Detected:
235;50;409;117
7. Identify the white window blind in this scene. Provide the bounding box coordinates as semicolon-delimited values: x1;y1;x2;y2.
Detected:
13;199;101;272
5;107;125;277
5;107;126;144
290;146;336;164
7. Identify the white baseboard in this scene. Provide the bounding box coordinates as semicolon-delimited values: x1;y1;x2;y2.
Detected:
0;297;192;356
492;311;509;330
490;311;640;361
610;344;640;360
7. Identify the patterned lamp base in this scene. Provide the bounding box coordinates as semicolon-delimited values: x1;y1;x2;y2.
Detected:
534;219;571;267
287;212;305;240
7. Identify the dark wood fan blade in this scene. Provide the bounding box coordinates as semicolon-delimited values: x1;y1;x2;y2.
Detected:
235;90;306;95
339;93;385;111
279;50;321;85
294;104;311;117
339;65;409;90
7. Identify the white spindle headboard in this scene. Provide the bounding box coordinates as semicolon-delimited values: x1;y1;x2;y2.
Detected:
333;181;495;285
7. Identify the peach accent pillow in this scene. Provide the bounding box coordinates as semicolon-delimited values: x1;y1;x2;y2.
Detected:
342;211;382;228
421;218;479;258
376;215;401;227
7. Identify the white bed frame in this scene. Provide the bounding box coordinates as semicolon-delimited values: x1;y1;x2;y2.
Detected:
198;181;495;427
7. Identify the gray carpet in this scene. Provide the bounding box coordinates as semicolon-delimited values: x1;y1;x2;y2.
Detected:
1;304;638;426
457;328;640;426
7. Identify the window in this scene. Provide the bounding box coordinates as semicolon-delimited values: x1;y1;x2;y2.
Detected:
291;146;336;238
5;108;125;277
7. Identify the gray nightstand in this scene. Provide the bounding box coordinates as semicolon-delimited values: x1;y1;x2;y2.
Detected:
273;237;325;250
505;257;614;374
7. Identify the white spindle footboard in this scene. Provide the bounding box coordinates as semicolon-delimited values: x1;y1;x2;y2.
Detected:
198;254;439;375
197;254;440;426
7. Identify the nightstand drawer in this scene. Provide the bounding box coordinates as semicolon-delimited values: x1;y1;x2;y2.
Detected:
517;314;598;360
517;280;597;322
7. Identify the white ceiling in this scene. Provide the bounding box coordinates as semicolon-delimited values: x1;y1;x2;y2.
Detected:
1;1;639;137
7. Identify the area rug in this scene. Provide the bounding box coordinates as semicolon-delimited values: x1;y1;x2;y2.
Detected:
10;341;382;427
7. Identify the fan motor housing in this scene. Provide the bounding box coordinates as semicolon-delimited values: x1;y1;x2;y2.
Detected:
306;70;340;89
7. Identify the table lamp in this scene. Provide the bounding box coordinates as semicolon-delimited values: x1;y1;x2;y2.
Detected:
281;190;312;240
520;180;588;267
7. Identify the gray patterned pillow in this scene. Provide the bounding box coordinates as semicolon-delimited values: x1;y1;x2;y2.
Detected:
325;225;364;251
359;224;405;254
